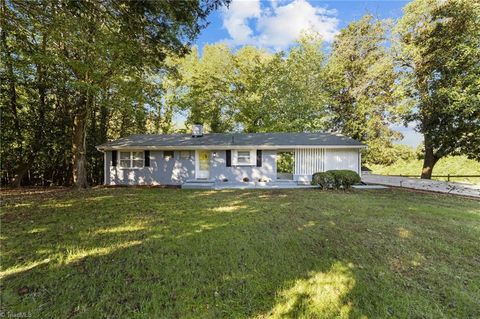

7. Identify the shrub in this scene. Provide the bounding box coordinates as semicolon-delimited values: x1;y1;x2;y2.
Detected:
329;170;361;189
242;177;250;182
311;172;335;189
312;170;361;190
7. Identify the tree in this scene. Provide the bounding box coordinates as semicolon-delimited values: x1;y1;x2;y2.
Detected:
1;0;229;188
326;15;404;164
173;34;330;134
231;45;273;132
64;1;229;188
395;0;480;178
232;33;330;133
267;33;330;132
177;44;236;132
0;0;54;187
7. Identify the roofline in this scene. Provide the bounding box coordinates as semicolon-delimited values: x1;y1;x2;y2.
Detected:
96;144;367;151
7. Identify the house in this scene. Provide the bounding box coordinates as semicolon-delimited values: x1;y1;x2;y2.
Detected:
96;125;365;188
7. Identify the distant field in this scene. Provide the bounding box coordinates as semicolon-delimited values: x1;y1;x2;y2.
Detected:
370;156;480;184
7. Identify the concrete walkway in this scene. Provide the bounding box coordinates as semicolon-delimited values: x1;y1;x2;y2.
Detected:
213;182;319;190
182;179;319;190
362;174;480;198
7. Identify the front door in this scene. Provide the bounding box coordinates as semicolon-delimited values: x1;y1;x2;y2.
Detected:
196;150;210;179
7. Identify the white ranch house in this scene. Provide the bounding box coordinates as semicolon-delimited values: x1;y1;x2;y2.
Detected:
97;125;365;188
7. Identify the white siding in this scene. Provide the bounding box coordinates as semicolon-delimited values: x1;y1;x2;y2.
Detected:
324;149;359;173
294;148;325;175
293;148;360;183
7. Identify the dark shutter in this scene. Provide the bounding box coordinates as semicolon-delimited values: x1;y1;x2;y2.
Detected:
256;150;262;167
112;150;117;167
144;150;150;167
226;150;231;167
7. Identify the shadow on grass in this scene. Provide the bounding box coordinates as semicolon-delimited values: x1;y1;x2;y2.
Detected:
1;188;479;318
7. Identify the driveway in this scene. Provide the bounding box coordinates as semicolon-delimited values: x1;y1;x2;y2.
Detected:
362;174;480;198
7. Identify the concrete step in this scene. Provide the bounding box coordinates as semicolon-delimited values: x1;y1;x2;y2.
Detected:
184;179;215;183
182;184;214;189
182;179;215;189
275;179;296;184
277;179;309;186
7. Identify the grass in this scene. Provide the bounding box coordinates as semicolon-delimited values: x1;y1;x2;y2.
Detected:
1;187;479;318
370;155;480;184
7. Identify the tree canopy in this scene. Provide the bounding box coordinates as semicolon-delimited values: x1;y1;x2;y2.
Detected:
1;0;229;187
395;0;480;178
326;15;406;164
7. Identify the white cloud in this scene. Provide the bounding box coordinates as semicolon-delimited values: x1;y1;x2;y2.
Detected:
222;0;339;50
222;0;261;45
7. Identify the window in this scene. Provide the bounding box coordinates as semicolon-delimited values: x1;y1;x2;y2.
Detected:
163;151;174;159
180;150;193;160
119;152;130;167
132;151;144;168
237;151;251;165
232;150;256;166
119;151;144;168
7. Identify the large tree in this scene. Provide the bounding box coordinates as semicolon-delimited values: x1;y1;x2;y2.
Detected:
266;33;330;132
174;34;330;134
325;15;404;164
1;0;228;187
395;0;480;178
177;44;236;132
0;0;54;187
229;34;330;133
231;45;273;132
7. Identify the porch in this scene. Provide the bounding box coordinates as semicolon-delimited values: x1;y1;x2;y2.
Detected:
183;147;361;189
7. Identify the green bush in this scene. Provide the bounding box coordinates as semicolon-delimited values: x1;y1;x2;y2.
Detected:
329;170;361;189
312;170;361;190
311;172;335;189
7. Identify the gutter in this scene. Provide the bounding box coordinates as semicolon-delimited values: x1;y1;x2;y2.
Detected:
96;144;367;151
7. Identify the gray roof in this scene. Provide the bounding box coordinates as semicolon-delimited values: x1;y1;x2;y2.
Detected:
97;132;364;150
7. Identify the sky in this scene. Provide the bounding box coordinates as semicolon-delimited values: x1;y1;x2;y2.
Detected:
197;0;408;50
190;0;422;147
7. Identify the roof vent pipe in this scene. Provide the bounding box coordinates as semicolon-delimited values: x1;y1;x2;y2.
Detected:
192;124;203;137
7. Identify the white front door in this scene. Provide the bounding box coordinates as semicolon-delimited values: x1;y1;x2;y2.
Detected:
196;150;210;179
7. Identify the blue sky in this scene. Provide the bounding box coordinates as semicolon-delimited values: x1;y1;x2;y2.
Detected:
196;0;409;50
189;0;422;146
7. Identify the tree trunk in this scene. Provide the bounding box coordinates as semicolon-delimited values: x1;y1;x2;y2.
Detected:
161;103;173;133
11;154;35;187
99;88;109;143
210;107;222;133
72;95;89;188
421;142;439;179
99;95;109;184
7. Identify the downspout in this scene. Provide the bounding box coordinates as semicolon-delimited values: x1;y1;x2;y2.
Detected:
103;151;107;185
358;149;362;177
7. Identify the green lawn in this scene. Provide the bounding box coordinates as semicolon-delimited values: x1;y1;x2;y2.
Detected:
1;188;479;318
370;155;480;184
